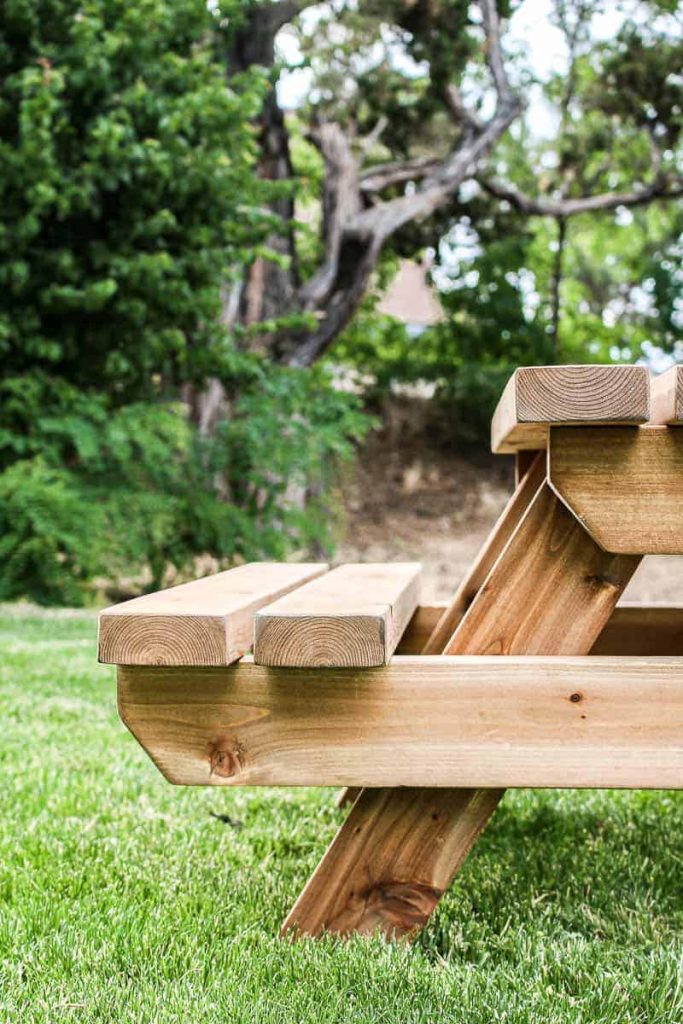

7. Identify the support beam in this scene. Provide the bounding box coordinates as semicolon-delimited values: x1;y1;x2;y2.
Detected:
491;365;650;454
423;454;544;653
549;426;683;554
282;788;502;938
118;655;683;789
399;603;683;656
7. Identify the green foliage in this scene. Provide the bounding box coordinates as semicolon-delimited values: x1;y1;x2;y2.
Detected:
0;367;369;605
311;0;683;443
0;0;270;394
0;0;371;604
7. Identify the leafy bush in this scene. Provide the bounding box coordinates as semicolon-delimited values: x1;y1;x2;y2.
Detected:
0;368;369;605
0;1;371;604
0;0;267;393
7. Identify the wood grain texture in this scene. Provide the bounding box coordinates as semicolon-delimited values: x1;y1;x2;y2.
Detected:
282;788;502;938
423;453;545;653
400;603;683;656
98;562;328;666
117;655;683;789
443;482;641;655
283;483;640;939
253;563;422;667
491;365;650;454
549;426;683;554
650;366;683;425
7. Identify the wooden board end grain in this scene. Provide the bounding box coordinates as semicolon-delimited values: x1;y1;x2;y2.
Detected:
254;562;422;667
491;364;650;453
98;562;328;667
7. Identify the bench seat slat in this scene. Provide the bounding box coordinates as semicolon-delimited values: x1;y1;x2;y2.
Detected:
98;562;328;666
254;562;422;667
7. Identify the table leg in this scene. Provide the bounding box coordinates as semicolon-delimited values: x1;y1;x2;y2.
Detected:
282;482;641;939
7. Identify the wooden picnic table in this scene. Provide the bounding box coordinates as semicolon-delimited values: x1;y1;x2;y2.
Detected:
98;364;683;940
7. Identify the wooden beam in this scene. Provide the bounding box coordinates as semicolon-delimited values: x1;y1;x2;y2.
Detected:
284;788;501;938
422;454;545;653
491;365;650;454
400;603;683;656
283;484;640;939
549;426;683;554
443;483;640;655
98;562;328;667
253;563;421;667
117;655;683;790
650;366;683;425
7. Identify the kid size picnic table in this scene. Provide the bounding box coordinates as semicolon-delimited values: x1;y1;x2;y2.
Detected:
99;364;683;940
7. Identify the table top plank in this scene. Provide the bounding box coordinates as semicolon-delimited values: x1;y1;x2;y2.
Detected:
253;562;422;667
98;562;328;666
491;364;650;453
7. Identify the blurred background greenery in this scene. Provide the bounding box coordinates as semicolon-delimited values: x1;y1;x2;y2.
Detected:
1;0;681;605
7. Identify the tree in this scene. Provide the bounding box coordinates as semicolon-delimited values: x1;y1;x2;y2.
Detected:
219;0;682;380
0;0;369;603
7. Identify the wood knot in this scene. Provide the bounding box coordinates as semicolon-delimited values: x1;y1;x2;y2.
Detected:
210;744;242;778
569;691;583;704
345;880;443;937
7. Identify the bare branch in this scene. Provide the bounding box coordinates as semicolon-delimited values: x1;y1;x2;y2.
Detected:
282;0;523;366
443;82;484;134
360;157;442;193
480;0;513;101
359;116;389;155
480;175;683;217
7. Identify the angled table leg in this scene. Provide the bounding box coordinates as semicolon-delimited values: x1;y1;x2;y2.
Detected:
282;481;641;939
336;454;546;810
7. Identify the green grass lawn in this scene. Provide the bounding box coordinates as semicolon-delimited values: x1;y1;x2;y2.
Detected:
1;605;682;1023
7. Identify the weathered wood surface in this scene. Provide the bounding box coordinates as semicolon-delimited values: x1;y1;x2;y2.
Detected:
549;426;683;554
423;454;545;653
99;562;328;667
399;603;683;656
650;366;683;425
253;562;421;667
491;365;650;454
284;788;502;938
118;655;683;790
283;483;640;939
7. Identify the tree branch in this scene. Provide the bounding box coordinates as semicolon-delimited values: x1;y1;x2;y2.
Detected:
480;175;683;217
281;0;523;367
296;123;362;308
360;157;442;194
